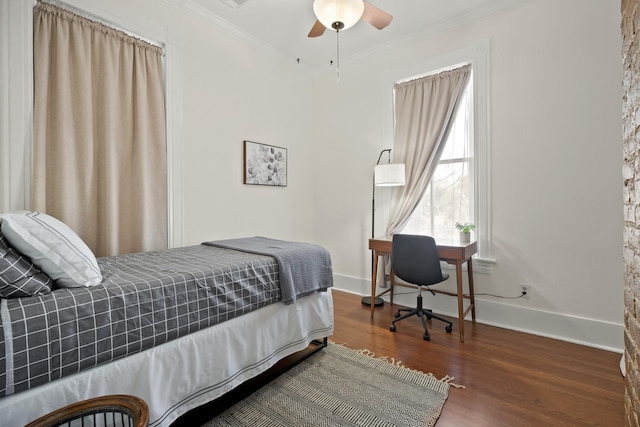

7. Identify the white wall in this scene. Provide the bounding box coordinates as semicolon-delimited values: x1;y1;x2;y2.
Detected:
163;4;318;245
313;0;624;351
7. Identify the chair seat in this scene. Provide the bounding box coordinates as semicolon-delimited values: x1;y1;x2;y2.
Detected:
389;234;453;341
417;272;449;288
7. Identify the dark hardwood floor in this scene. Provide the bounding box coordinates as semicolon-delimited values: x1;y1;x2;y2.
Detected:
330;289;624;426
176;289;624;426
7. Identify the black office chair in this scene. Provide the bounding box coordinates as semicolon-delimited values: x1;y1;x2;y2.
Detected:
389;234;453;341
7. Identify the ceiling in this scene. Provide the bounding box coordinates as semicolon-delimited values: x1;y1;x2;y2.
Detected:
180;0;530;69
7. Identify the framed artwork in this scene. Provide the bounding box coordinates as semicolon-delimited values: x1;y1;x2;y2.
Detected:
243;140;288;187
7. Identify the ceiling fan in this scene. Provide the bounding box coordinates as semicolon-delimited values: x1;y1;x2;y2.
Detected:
307;0;393;38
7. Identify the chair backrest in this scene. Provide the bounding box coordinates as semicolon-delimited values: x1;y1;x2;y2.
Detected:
25;394;149;427
392;234;446;287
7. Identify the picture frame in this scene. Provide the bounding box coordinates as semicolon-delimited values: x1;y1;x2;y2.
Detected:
243;140;288;187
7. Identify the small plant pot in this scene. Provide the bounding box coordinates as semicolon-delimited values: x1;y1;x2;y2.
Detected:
459;231;471;242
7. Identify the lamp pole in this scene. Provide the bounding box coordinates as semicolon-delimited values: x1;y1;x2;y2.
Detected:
361;149;392;307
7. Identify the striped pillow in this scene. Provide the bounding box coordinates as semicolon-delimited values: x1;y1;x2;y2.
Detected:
0;211;102;288
0;231;52;298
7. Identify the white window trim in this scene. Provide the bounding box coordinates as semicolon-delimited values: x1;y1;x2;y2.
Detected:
381;40;494;272
0;0;184;248
0;0;34;211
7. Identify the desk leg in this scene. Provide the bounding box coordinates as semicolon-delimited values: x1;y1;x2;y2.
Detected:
467;257;476;323
455;261;465;342
371;250;379;319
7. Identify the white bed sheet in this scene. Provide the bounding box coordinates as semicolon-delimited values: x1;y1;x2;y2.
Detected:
1;289;334;427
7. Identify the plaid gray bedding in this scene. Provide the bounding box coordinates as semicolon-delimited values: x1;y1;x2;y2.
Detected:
203;237;334;304
0;245;283;397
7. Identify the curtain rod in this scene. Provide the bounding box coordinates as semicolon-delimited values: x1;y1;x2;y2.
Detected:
39;0;164;49
395;62;471;85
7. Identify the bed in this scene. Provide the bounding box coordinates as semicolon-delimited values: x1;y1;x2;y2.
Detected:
0;212;334;427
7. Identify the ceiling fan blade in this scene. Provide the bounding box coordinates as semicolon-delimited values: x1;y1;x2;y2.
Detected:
308;19;326;37
362;1;393;30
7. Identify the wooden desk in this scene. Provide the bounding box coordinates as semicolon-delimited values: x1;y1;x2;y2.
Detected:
369;237;477;342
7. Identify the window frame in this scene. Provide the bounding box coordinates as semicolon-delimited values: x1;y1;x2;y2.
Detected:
381;40;493;270
401;76;474;241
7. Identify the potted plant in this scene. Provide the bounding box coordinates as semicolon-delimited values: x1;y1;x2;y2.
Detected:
455;222;475;242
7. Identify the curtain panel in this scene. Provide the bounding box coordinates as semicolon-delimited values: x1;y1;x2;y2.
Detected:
385;64;472;236
32;1;167;257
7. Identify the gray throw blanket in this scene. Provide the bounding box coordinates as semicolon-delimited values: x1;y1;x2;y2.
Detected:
202;237;333;304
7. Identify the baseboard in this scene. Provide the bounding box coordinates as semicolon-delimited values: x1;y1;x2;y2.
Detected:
332;274;624;353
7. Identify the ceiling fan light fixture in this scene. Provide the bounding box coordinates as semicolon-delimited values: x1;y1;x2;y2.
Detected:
313;0;365;31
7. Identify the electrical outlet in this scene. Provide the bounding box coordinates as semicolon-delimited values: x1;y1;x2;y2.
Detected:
521;283;531;299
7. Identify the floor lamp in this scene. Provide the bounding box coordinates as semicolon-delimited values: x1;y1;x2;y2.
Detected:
361;149;405;307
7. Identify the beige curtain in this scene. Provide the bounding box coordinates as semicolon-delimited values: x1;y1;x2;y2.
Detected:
33;1;167;257
385;64;472;236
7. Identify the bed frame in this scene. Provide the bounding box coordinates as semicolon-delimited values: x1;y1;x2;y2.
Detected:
0;241;334;427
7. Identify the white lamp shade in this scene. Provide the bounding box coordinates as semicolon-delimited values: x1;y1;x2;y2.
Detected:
375;164;405;186
313;0;365;31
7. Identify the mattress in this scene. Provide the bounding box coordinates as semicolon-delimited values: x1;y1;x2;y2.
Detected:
0;244;284;397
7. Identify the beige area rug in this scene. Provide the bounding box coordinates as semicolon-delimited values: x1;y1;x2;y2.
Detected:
203;342;459;427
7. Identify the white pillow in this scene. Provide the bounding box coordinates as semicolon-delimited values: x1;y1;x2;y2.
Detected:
0;211;102;288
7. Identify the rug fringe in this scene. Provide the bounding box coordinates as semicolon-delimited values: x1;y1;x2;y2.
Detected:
440;374;466;389
332;341;466;389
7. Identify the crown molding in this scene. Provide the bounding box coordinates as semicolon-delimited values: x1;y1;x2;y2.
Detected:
165;0;530;74
341;0;530;67
162;0;314;73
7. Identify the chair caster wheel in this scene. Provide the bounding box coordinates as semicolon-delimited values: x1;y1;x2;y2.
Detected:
423;333;430;341
390;324;396;332
445;325;453;333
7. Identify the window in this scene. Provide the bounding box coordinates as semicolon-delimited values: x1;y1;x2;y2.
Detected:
0;0;183;249
401;75;474;241
382;40;492;267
